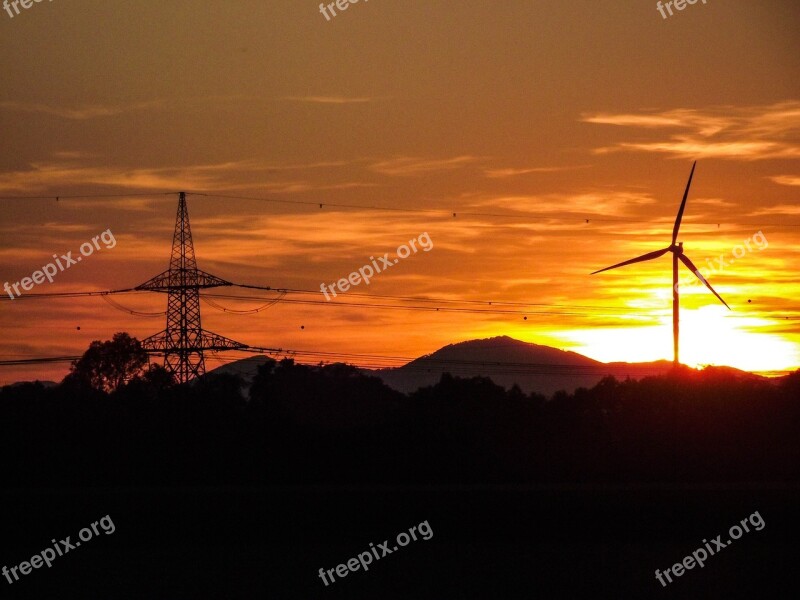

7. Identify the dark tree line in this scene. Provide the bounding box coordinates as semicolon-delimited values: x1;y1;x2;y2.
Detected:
1;333;799;487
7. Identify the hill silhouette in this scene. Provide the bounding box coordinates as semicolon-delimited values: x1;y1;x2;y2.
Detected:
2;334;798;487
210;335;680;396
370;335;678;395
3;335;799;597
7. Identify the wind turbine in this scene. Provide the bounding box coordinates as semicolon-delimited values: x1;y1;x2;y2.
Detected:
591;162;730;366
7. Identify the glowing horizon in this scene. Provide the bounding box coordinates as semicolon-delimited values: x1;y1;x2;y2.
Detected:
1;1;798;384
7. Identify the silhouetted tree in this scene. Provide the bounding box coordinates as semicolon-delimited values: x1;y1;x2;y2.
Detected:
117;363;175;403
64;332;150;393
2;353;797;487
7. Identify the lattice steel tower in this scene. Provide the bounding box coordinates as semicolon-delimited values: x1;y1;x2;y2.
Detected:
136;192;246;383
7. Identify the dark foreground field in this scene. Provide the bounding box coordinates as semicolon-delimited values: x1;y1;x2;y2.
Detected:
2;485;797;598
2;358;799;598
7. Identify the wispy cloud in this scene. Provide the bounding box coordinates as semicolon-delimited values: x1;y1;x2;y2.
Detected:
584;101;800;161
470;191;656;216
600;140;800;160
370;156;481;177
0;157;375;195
260;160;352;171
0;161;253;193
484;165;588;178
584;111;731;137
283;95;378;104
0;100;163;120
225;180;379;195
770;175;800;186
748;204;800;216
690;198;738;209
52;151;102;160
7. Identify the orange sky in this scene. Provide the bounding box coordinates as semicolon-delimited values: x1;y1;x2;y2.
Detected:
1;0;798;384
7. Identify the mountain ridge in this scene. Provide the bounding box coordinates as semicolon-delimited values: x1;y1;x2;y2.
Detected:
210;335;699;396
370;335;676;396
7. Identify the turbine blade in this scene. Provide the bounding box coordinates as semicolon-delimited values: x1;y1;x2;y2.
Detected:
672;161;696;244
591;247;671;274
678;253;731;309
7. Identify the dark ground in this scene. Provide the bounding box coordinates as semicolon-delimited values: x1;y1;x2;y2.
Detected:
2;484;797;599
2;360;799;598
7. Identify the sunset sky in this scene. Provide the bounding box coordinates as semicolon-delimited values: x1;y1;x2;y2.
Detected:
1;0;798;384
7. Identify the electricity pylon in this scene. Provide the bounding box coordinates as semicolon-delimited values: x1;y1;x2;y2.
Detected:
136;192;246;383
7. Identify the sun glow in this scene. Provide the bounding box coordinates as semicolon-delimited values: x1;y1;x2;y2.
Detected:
560;305;799;373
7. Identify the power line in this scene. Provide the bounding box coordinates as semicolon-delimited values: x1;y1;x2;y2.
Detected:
205;291;649;318
0;282;646;316
3;283;798;320
0;192;175;201
235;346;608;370
3;344;795;377
0;356;80;366
3;189;798;228
100;294;165;317
0;288;140;300
235;284;636;311
190;192;800;228
3;190;795;380
200;292;286;314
